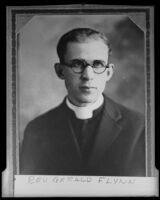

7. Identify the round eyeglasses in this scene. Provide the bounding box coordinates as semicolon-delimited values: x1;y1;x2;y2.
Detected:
63;59;109;74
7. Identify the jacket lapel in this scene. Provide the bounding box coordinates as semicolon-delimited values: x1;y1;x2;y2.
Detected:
67;117;82;159
57;101;82;162
88;96;122;165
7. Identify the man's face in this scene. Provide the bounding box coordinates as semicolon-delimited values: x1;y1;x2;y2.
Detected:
62;39;110;106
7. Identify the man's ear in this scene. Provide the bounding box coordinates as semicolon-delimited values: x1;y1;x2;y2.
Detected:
54;63;65;80
105;63;114;81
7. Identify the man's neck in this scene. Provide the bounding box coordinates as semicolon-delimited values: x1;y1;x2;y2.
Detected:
66;94;104;119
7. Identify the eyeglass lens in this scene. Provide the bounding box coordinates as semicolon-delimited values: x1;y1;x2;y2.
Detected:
69;59;107;74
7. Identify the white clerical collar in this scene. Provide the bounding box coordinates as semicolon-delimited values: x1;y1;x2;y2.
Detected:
66;94;104;119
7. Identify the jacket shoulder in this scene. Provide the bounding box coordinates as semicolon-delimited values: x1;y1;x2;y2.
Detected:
106;96;144;121
104;95;145;133
118;102;144;127
118;101;144;121
24;102;64;135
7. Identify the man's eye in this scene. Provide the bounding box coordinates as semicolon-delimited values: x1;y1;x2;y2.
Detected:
93;60;105;68
72;60;83;67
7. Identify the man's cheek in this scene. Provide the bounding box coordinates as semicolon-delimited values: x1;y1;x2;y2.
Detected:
97;80;105;88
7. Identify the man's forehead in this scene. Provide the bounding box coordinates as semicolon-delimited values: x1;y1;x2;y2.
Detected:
66;39;109;53
64;40;109;62
67;38;107;46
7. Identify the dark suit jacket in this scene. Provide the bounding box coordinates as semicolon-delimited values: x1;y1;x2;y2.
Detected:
20;95;146;176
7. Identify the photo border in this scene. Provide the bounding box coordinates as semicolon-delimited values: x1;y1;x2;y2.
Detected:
6;5;155;197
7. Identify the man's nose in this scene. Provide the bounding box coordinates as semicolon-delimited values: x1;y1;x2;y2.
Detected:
81;65;94;80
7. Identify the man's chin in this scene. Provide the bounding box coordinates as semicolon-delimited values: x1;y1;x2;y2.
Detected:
77;95;98;106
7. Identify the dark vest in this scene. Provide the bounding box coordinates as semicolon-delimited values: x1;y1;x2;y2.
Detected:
65;102;104;163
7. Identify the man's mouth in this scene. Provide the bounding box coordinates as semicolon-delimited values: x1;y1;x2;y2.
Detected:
79;86;96;92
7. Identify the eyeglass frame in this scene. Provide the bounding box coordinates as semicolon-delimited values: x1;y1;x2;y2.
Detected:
61;59;110;74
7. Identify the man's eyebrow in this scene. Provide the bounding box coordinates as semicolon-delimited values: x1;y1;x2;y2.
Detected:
93;59;106;62
69;58;85;62
69;59;106;62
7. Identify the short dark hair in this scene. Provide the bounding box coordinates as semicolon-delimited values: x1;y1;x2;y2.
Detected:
57;28;111;63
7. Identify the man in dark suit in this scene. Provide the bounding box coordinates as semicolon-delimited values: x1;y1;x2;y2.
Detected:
20;28;146;176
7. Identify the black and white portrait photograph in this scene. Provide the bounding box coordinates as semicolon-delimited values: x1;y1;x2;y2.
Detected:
5;5;158;197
